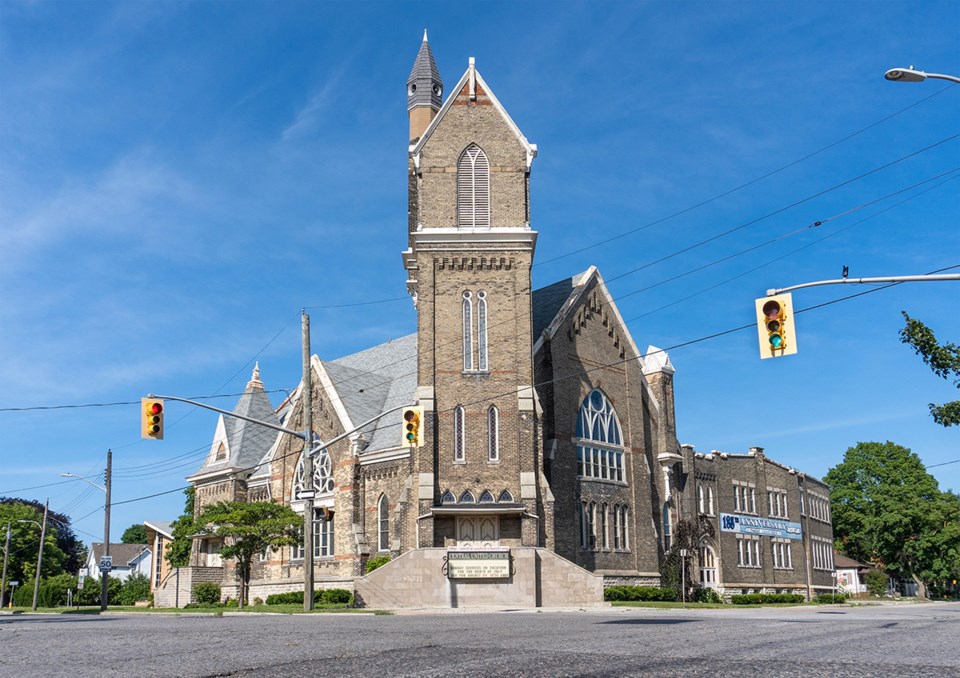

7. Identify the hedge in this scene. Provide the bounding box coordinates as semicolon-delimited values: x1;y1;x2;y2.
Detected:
266;588;353;605
813;593;847;604
730;593;805;605
193;582;221;605
604;586;676;602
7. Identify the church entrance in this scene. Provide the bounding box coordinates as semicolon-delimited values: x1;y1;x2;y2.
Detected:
457;516;499;547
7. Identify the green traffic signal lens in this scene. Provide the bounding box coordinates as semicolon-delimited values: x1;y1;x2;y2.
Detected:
769;334;783;349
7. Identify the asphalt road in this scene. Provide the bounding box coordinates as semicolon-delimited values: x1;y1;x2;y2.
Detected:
1;603;957;677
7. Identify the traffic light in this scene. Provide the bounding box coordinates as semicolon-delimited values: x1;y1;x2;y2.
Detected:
402;406;422;448
142;398;164;439
755;293;798;359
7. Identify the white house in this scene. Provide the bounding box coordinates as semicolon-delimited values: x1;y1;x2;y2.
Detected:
85;543;151;582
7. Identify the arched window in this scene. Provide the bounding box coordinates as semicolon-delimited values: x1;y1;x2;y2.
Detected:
620;506;629;550
477;291;488;371
453;405;465;461
575;390;625;482
578;502;587;549
479;490;494;503
487;405;499;462
600;503;609;550
215;442;227;462
459;490;476;504
498;490;514;503
708;486;715;515
378;494;389;552
441;490;455;504
698;484;705;514
663;503;672;551
699;541;717;588
612;504;621;549
292;447;334;500
587;501;597;549
457;144;490;229
462;292;473;372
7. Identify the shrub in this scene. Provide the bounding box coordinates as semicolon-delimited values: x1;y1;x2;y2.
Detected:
193;582;221;605
814;593;847;604
730;593;805;605
365;554;391;574
38;573;77;607
266;591;303;605
118;573;151;605
864;570;889;597
691;587;723;604
319;588;353;605
603;586;675;602
252;597;264;606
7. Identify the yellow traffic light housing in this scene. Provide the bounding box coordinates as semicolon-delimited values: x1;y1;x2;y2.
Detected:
402;406;422;448
755;293;798;359
142;398;164;439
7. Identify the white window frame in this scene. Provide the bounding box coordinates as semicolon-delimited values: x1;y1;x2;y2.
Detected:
477;290;488;371
377;494;389;552
462;291;473;372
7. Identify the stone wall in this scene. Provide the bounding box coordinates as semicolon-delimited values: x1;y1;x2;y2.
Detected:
153;566;224;608
354;547;604;609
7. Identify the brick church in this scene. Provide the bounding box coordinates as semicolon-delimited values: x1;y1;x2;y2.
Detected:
160;34;835;608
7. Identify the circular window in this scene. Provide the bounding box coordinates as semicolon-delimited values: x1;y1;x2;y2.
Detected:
433;83;442;96
408;83;417;96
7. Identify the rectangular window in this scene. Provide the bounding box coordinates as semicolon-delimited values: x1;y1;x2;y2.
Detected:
613;506;621;549
601;505;608;550
314;510;334;559
737;535;761;567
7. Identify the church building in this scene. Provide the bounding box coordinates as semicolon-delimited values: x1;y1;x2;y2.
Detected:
155;34;835;609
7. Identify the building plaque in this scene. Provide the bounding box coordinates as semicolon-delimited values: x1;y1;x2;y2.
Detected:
446;550;510;579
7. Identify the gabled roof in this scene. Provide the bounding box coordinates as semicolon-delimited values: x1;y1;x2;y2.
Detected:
410;58;537;167
321;334;418;454
191;365;278;478
89;543;149;567
144;520;173;540
531;267;660;413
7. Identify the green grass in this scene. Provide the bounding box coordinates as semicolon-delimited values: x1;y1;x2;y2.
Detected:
6;603;383;615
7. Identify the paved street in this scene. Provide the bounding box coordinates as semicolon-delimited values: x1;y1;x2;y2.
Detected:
1;603;957;677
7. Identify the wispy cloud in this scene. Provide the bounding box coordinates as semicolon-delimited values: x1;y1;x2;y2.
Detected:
280;68;346;142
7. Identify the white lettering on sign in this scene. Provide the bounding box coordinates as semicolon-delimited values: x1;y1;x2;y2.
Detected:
447;550;510;579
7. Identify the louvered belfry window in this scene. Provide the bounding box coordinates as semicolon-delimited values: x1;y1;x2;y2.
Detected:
457;144;490;228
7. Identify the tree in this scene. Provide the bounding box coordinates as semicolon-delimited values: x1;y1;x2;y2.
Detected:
117;572;151;605
196;501;301;609
165;487;196;568
900;312;960;426
659;516;715;601
0;497;85;575
121;524;147;544
825;441;960;597
0;500;73;605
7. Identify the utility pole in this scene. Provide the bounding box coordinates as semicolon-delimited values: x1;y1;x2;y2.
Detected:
31;500;49;611
102;450;112;612
301;310;315;612
1;522;10;608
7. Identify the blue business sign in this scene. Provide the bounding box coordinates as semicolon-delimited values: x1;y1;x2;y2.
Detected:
720;513;802;540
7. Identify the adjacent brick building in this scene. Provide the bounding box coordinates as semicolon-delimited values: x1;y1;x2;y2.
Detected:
156;34;833;607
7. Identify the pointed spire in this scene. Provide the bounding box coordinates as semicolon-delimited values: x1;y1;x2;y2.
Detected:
423;28;428;42
247;361;264;389
407;30;442;111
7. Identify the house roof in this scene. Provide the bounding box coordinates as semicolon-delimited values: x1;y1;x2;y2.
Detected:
144;520;173;539
834;551;869;570
89;543;149;566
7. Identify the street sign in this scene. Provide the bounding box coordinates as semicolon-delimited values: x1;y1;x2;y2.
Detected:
78;574;85;590
9;580;18;587
99;555;113;572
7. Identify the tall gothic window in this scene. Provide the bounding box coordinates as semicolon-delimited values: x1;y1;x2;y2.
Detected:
487;405;499;462
453;405;465;461
457;144;490;229
477;291;488;370
663;503;672;551
462;290;489;373
378;494;389;552
462;291;473;371
575;389;625;483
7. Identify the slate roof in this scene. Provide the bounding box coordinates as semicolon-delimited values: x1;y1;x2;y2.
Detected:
407;30;442;111
531;270;590;339
323;333;418;454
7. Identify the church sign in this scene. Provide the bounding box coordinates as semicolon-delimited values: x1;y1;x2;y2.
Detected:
720;513;802;540
446;550;511;579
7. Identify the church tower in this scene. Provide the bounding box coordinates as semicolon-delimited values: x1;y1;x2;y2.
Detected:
403;41;543;549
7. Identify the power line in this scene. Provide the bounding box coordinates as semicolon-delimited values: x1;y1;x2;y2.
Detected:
0;390;289;414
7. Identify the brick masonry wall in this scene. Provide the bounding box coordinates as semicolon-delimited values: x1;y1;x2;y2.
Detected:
537;276;665;579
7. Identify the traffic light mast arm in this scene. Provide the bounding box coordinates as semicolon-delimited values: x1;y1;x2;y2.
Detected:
148;394;409;451
766;273;960;296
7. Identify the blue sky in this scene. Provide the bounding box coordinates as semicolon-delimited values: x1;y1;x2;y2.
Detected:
1;1;958;548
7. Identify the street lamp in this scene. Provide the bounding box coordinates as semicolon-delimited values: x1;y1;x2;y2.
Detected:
884;67;960;84
61;451;112;611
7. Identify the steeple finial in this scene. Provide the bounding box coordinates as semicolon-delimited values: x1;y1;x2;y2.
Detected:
423;28;428;42
248;361;263;389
